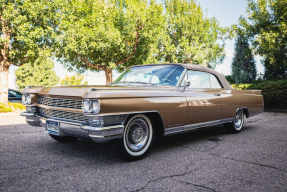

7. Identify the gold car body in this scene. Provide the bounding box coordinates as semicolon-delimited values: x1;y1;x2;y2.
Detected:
21;64;264;142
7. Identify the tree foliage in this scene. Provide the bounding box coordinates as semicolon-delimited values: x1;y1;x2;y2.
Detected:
15;59;59;91
149;0;230;68
60;74;88;86
56;0;165;84
56;0;229;84
231;35;257;84
239;0;287;79
0;0;60;103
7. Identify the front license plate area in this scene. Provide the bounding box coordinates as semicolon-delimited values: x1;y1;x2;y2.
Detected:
46;120;59;135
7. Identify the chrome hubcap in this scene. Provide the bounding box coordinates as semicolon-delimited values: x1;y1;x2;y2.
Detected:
235;109;243;129
131;128;143;143
125;118;149;152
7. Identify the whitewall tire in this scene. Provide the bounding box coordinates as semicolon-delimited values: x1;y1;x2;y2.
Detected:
117;114;154;161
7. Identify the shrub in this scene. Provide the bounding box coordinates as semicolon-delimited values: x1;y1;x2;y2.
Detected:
0;103;26;113
232;79;287;108
0;104;13;113
9;103;26;110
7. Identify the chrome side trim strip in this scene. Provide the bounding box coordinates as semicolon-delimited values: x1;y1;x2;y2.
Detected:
249;110;263;118
164;118;234;136
85;110;159;117
81;125;124;131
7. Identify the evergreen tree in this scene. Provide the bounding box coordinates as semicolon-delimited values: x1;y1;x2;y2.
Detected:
231;35;257;84
15;59;59;91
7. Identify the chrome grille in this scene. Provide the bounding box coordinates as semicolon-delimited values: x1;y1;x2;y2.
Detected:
37;96;82;110
39;107;88;123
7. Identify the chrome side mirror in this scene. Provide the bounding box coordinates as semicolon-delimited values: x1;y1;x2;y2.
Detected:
181;81;190;92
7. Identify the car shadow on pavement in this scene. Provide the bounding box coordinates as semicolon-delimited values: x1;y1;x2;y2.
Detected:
1;122;255;164
43;124;256;162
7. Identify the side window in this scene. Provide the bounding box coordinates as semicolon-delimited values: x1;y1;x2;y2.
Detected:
187;71;210;88
210;74;222;88
8;91;15;97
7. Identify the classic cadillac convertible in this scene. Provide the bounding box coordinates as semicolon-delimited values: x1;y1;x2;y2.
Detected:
21;64;264;161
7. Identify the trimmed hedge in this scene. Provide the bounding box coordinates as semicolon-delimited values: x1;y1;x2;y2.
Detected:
0;103;26;113
231;79;287;108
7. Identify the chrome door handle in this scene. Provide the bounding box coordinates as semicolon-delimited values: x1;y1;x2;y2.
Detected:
214;94;221;96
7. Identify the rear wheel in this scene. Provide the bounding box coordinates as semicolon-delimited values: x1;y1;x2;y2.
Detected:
116;114;154;161
49;134;78;143
224;108;244;134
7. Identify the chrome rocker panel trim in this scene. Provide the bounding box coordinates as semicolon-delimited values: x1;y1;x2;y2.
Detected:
21;112;124;143
164;118;234;136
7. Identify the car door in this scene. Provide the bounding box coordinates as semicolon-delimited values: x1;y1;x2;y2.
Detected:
182;71;222;125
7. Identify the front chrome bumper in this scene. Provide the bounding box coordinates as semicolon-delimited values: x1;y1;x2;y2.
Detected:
20;112;124;143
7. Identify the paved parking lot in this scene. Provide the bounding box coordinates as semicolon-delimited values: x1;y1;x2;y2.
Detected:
0;112;286;191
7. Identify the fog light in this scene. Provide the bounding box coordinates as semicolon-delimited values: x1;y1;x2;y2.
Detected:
89;116;103;127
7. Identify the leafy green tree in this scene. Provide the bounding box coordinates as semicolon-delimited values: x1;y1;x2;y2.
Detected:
239;0;287;79
231;35;257;84
56;0;164;84
148;0;231;68
60;74;88;86
15;59;59;91
0;0;59;104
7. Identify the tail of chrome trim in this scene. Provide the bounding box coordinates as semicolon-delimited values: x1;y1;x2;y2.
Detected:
164;118;234;136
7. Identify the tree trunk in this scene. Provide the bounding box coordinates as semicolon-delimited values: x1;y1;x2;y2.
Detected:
0;61;10;104
104;68;113;85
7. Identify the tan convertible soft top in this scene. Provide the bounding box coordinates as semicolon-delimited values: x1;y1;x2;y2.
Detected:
134;63;232;89
180;63;232;89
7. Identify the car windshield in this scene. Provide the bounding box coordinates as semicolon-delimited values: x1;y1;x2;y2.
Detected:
8;90;22;98
114;65;185;86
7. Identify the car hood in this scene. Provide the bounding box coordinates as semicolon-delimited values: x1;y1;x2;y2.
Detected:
22;85;183;99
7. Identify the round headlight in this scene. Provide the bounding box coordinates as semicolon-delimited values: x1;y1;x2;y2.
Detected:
22;94;27;104
26;94;31;105
92;100;100;114
22;94;31;105
83;100;91;113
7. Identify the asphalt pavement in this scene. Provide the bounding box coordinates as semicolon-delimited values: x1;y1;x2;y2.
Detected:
0;112;286;191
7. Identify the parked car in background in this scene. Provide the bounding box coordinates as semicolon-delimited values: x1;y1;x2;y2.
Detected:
8;89;22;103
20;64;264;161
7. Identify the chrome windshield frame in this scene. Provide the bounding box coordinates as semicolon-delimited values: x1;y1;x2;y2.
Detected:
176;68;187;87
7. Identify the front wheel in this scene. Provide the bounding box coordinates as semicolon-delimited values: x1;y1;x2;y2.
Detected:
224;108;244;134
116;114;154;161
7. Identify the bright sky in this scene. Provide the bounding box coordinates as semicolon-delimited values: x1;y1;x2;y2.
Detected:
9;0;264;77
198;0;264;75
